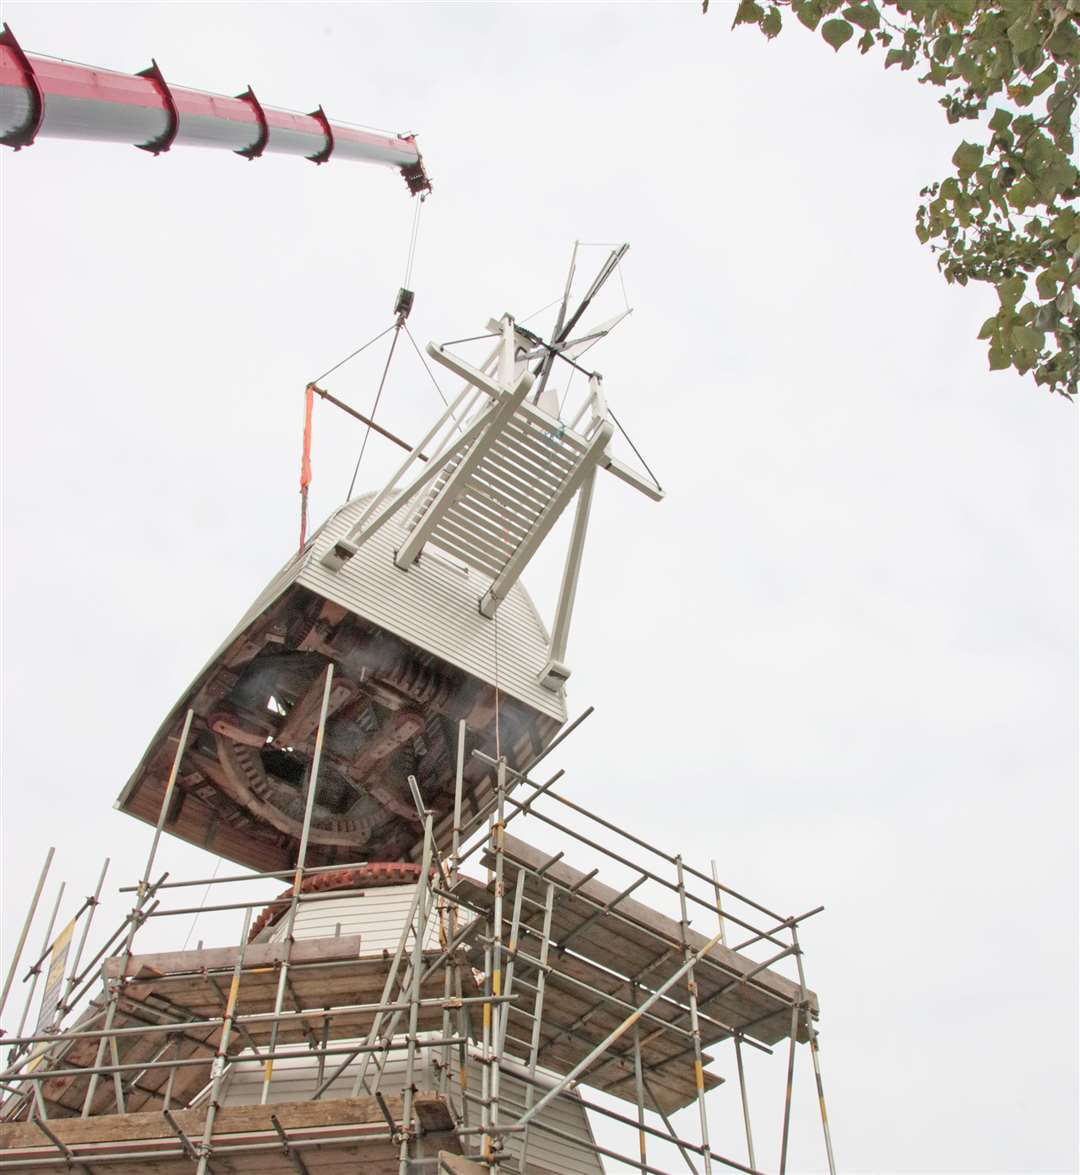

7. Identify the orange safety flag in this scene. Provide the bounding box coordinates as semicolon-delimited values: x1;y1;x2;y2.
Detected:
301;383;314;490
299;383;314;550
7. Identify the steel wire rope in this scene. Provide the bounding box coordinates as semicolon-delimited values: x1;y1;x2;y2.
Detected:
608;407;663;493
345;322;404;501
403;195;425;291
310;322;397;385
558;368;577;419
545;315;661;492
341;188;428;500
617;263;631;312
402;322;454;413
520;297;564;326
442;333;500;346
180;858;223;951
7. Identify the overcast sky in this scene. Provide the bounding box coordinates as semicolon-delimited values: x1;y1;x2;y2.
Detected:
1;4;1076;1172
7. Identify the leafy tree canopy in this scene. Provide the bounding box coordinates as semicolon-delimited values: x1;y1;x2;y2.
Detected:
705;0;1079;399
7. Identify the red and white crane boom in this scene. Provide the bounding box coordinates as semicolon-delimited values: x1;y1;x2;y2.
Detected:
0;24;430;194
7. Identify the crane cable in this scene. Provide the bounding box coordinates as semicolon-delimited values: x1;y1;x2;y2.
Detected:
345;321;403;501
403;194;425;291
298;321;398;551
298;198;428;547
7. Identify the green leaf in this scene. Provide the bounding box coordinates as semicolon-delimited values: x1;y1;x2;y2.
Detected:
952;141;984;179
1049;158;1079;193
734;0;765;25
1012;324;1044;351
821;17;854;49
1007;16;1041;52
1031;65;1058;96
1051;210;1077;239
842;2;879;29
795;0;823;29
988;108;1013;132
1046;16;1079;55
978;315;999;340
988;340;1012;370
858;28;874;52
1007;177;1036;210
761;6;782;36
997;275;1025;308
1036;270;1059;300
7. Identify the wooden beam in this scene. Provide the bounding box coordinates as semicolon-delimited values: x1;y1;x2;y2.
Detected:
104;934;365;981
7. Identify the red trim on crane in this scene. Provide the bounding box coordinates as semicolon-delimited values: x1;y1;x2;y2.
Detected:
0;24;43;149
233;86;268;159
133;58;178;154
0;33;427;184
1;52;417;163
306;104;334;165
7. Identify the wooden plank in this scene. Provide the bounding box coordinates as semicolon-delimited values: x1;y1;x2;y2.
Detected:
105;934;364;981
0;1095;398;1148
479;835;816;1041
0;1094;464;1171
30;948;478;1119
413;1092;456;1134
457;872;777;1039
438;1153;488;1174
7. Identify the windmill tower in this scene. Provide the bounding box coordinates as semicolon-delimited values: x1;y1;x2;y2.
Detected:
1;241;836;1175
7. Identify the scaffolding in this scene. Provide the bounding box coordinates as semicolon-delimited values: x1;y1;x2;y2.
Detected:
0;694;835;1174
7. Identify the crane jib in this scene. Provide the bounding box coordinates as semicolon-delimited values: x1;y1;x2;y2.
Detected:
0;23;430;194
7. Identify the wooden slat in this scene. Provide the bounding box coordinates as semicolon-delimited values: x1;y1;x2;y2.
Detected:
446;497;530;547
511;405;588;455
484;441;566;495
490;437;567;494
438;1153;488;1174
0;1093;461;1173
446;506;530;559
27;944;478;1120
428;532;503;579
466;456;547;506
433;514;516;564
462;478;540;533
498;425;580;479
460;837;814;1048
476;450;555;513
496;420;578;474
105;934;364;981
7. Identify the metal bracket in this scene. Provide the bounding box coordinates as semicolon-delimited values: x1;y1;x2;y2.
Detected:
271;1114;313;1175
306;105;334;164
374;1089;400;1138
234;86;268;159
162;1108;199;1161
134;59;179;154
399;135;432;195
0;24;45;150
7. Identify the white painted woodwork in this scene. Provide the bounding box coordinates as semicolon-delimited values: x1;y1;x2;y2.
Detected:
213;489;564;723
219;1041;605;1174
262;885;443;953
